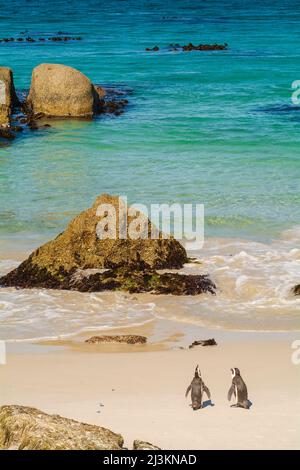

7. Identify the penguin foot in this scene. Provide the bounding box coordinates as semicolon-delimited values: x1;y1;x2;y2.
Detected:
231;403;249;409
241;403;250;410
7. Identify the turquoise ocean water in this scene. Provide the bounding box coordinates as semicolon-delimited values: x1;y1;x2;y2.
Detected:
0;0;300;241
0;0;299;340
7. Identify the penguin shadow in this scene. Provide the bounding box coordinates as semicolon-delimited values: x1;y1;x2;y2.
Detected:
230;399;253;410
203;399;214;408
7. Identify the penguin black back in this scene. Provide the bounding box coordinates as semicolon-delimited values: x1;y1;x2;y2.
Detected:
185;365;211;410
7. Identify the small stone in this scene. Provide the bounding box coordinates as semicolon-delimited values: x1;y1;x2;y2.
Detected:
189;338;217;349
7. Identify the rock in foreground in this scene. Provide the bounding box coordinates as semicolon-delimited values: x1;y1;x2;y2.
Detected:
27;63;101;117
85;335;147;345
0;405;124;450
133;439;161;450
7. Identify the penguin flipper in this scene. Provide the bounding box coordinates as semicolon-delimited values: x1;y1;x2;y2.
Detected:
203;383;211;399
227;384;235;401
185;384;191;398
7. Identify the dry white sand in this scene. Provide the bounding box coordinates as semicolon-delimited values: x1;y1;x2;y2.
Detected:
0;338;299;450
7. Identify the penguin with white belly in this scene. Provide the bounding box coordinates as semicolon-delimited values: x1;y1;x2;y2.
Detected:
228;367;250;409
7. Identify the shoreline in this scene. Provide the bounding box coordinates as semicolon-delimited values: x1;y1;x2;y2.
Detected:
1;334;299;449
1;226;300;344
4;318;300;356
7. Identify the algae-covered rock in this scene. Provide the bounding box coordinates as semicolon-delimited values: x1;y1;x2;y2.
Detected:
85;335;147;344
69;266;216;295
0;194;188;289
0;194;217;295
0;405;124;450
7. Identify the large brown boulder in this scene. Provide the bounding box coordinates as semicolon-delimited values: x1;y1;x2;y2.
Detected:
0;194;189;290
0;67;18;126
0;405;124;450
27;63;101;117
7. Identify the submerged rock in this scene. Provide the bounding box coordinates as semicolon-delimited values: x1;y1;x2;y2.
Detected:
85;335;147;344
101;98;128;116
145;46;159;52
48;36;82;41
0;67;19;127
27;63;100;117
293;284;300;295
146;43;228;53
0;405;124;450
0;127;15;140
0;36;82;43
0;194;216;295
133;439;161;450
181;42;228;51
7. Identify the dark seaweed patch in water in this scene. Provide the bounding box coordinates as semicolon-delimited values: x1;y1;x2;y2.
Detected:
94;84;132;118
257;103;300;115
0;33;83;43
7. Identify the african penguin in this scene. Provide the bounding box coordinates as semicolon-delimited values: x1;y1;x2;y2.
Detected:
185;365;211;410
227;367;249;409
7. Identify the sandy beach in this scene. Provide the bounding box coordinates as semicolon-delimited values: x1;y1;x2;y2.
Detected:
1;0;300;453
1;333;299;450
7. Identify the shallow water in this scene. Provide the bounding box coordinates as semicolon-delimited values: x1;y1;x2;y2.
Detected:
0;0;300;339
0;226;299;341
